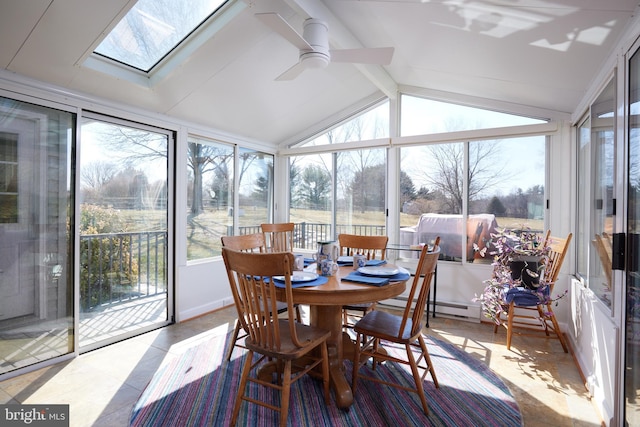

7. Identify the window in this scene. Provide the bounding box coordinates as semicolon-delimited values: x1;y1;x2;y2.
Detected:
400;94;544;137
289;148;387;249
185;140;272;259
288;100;389;248
289;153;333;249
94;0;230;72
336;149;387;236
0;132;18;223
467;137;545;225
79;115;172;349
186;136;234;260
237;148;273;232
298;101;389;147
576;78;615;308
398;96;547;262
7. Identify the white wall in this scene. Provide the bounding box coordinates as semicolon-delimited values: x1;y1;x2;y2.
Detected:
176;260;233;322
569;278;617;426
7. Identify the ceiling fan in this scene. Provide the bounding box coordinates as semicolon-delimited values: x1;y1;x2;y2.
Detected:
255;12;394;81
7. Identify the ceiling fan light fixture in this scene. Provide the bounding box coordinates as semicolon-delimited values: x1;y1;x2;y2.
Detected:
300;51;330;68
257;12;394;81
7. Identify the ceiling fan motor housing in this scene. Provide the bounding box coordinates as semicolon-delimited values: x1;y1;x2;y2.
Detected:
301;19;330;68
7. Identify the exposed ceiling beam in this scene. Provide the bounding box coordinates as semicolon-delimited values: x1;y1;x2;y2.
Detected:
283;0;398;99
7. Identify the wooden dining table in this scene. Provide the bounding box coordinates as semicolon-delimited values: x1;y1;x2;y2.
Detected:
275;263;408;409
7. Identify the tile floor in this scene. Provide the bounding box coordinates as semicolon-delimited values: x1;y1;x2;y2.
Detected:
0;305;603;427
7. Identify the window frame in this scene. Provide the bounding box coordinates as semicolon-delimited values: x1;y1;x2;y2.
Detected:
282;94;557;258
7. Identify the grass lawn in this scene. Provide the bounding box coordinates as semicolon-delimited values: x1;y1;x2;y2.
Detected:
183;207;544;259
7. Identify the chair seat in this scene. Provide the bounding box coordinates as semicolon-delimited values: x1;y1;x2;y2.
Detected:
354;310;417;343
275;300;289;313
245;319;330;360
503;286;549;306
493;232;572;353
351;245;440;416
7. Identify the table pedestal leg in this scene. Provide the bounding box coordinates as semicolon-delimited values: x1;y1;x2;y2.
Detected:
310;304;354;408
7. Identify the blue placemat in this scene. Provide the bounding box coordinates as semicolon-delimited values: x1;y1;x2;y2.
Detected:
303;258;315;267
273;275;328;288
342;272;390;286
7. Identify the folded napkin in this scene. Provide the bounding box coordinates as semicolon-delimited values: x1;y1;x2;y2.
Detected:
365;259;387;266
386;271;411;281
273;276;328;289
342;272;390;286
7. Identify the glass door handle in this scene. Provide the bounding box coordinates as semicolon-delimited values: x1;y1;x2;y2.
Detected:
612;232;626;270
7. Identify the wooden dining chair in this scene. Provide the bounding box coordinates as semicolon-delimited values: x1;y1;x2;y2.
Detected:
338;233;389;328
261;222;295;252
221;233;301;361
496;232;572;353
352;242;441;416
222;248;331;427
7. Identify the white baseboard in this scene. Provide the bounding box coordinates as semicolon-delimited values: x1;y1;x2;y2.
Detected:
178;296;234;322
381;298;481;323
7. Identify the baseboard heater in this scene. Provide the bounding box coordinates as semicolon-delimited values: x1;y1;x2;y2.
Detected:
380;297;481;323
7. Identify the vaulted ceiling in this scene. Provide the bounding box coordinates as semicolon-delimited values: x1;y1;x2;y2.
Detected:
0;0;637;146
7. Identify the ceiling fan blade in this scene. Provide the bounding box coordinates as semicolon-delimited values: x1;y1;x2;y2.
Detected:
330;47;394;65
275;62;307;81
255;13;312;51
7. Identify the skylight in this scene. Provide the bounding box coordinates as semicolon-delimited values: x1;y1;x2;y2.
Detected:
94;0;229;72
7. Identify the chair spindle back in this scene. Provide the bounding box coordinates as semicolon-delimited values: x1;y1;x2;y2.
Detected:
221;233;266;253
261;223;295;252
542;232;572;292
338;234;388;260
222;249;304;351
400;238;440;339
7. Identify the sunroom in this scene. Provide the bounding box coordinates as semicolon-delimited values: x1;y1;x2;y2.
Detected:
0;0;638;425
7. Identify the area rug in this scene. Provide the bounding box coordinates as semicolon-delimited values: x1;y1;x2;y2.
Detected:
130;332;522;426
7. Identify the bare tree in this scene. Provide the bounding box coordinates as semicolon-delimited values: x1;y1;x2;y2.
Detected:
335;115;386;211
81;161;117;190
188;142;233;216
423;140;511;214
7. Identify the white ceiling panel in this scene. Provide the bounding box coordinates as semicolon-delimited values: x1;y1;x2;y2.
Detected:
0;0;637;145
0;0;51;68
7;0;132;86
324;0;639;113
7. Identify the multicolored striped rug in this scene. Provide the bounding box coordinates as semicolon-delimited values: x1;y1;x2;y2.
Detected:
130;331;522;426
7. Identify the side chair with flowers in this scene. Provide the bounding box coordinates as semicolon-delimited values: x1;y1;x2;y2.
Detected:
473;226;572;352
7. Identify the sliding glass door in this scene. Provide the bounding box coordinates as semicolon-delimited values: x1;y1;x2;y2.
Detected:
79;114;173;351
0;96;74;376
626;44;640;426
